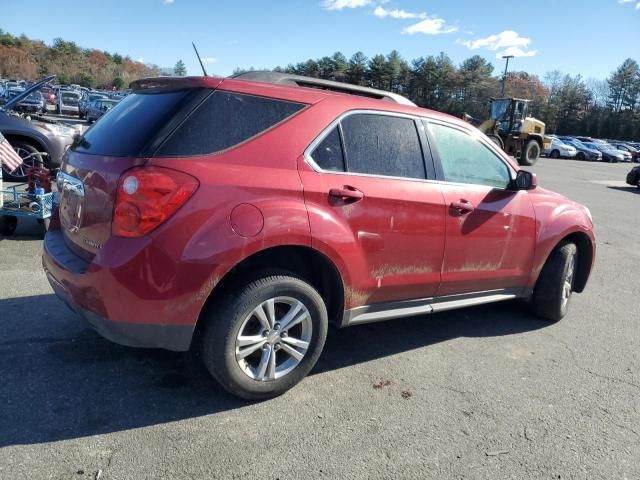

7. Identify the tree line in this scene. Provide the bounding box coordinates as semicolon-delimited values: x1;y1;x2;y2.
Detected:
0;30;160;89
237;51;640;141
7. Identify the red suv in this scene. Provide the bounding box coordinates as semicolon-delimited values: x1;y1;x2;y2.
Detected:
43;73;595;399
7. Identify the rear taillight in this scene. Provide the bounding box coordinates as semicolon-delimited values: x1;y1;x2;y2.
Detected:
113;166;199;238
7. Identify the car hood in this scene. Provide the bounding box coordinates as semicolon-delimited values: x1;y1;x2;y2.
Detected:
1;75;56;112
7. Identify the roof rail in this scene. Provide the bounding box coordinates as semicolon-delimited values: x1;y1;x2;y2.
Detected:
230;71;416;107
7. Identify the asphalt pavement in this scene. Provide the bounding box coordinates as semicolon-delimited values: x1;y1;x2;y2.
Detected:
0;158;639;479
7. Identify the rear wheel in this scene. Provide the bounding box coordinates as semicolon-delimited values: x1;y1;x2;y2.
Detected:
550;149;560;159
520;140;540;166
576;152;585;161
0;215;18;236
532;242;577;322
0;140;45;181
201;274;328;400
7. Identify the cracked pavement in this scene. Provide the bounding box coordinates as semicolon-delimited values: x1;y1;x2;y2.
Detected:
0;158;639;479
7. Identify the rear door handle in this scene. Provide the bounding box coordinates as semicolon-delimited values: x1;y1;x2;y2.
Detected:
449;199;474;216
329;186;364;203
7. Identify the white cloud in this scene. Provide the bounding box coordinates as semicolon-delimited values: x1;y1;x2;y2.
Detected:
162;0;174;4
402;17;458;35
459;30;537;57
201;57;217;64
322;0;371;10
373;6;426;19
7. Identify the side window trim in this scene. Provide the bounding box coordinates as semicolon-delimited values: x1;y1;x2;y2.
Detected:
305;109;433;182
423;119;515;186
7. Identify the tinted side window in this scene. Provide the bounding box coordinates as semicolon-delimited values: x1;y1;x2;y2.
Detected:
157;91;305;156
310;126;345;171
428;123;511;189
341;114;426;179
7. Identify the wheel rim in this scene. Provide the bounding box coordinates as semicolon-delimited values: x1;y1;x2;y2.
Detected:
235;296;312;382
562;254;576;310
0;147;39;177
529;145;540;161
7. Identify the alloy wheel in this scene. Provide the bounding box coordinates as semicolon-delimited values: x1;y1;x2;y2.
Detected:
235;296;312;382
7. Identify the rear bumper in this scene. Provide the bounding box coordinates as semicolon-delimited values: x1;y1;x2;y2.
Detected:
42;229;195;351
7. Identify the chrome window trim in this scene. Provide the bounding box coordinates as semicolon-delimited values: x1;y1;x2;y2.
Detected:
303;109;517;188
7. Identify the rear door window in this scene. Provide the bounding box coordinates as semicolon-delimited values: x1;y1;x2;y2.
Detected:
340;114;426;179
156;91;306;157
310;126;345;172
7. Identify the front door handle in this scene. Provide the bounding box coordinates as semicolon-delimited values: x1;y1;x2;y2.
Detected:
449;199;474;216
329;186;364;203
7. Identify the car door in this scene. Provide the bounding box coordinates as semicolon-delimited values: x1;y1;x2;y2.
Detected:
299;112;446;309
425;120;536;297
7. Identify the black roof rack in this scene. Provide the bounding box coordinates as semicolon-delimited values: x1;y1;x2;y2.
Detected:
230;71;416;106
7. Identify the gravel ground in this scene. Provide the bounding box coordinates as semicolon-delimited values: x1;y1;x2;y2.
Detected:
0;158;638;480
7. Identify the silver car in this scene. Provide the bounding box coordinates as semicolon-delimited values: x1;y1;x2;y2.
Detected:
0;75;76;180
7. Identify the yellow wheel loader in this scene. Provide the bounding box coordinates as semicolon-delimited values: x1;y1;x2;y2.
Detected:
465;98;552;166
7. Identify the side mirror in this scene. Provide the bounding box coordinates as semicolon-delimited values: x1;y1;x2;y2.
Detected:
512;170;537;190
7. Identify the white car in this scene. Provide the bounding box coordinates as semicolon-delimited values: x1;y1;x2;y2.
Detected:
544;137;578;159
55;90;81;116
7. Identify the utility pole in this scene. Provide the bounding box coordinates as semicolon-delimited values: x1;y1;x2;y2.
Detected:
501;55;514;96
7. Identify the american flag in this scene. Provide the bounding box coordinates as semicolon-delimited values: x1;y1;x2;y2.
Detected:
0;132;23;173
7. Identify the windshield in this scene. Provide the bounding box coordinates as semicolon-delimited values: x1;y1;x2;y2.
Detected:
62;92;80;105
26;92;42;101
490;99;511;121
98;100;118;109
89;94;107;102
7;89;24;98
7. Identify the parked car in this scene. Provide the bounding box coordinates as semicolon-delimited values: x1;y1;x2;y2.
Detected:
609;142;639;162
14;91;45;114
43;73;596;400
40;86;57;108
78;92;108;118
559;138;602;161
85;98;119;123
56;90;81;116
626;165;640;188
582;142;625;162
543;137;578;159
0;75;76;180
1;87;25;106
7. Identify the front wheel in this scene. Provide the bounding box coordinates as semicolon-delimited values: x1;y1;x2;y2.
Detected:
520;140;540;166
550;149;560;159
531;242;577;322
576;152;586;161
201;274;328;400
0;140;45;181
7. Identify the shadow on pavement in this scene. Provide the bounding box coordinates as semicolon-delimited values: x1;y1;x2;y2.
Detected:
607;185;640;194
0;294;548;447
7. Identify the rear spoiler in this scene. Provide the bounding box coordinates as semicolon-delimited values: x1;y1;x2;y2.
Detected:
129;76;223;92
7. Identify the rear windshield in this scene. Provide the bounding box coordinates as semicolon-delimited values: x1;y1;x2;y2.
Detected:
156;91;305;157
73;90;193;157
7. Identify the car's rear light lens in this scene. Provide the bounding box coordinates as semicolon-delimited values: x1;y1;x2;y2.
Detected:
113;166;199;238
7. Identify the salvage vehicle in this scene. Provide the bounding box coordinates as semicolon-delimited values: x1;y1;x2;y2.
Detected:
78;92;108;119
0;75;76;180
558;138;602;161
582;142;625;163
55;90;81;116
85;98;119;123
43;73;596;400
543;137;577;159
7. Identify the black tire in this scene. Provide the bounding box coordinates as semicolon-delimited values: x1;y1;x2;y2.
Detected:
520;140;540;166
531;243;578;322
0;215;18;236
550;149;560;159
576;152;586;161
201;274;328;400
55;106;60;115
0;140;45;181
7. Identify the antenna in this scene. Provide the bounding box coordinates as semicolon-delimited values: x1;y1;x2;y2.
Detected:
192;42;209;77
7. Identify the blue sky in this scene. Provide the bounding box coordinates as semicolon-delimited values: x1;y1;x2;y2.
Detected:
2;0;638;80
